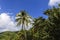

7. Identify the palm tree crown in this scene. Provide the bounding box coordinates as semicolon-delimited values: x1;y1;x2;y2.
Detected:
16;10;32;30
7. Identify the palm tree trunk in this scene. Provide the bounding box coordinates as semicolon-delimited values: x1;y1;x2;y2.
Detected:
22;21;27;40
24;25;27;40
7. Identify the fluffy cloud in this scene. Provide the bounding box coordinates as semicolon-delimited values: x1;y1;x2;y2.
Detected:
0;13;19;32
48;0;60;6
0;13;33;32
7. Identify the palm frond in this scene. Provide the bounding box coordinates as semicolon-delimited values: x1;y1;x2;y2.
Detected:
16;19;22;26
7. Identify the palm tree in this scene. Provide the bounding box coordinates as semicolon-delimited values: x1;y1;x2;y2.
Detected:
16;10;32;40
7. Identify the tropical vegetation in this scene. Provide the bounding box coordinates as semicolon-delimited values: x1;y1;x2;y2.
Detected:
0;5;60;40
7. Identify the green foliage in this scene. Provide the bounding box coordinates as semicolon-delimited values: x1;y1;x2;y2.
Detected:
0;31;18;40
44;4;60;40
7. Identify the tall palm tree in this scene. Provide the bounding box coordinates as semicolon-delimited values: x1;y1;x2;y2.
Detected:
16;10;32;40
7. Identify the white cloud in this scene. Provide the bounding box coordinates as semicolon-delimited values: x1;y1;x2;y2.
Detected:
0;13;19;32
48;0;60;6
0;13;33;32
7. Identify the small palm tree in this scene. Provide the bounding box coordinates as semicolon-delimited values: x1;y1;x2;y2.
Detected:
16;10;32;40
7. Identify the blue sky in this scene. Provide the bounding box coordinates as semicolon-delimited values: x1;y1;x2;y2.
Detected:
0;0;60;32
0;0;49;18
